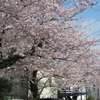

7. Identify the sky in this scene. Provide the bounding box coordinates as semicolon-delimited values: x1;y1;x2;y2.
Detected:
74;0;100;49
77;0;100;38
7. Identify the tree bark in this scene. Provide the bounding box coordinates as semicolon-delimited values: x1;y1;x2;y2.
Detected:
0;55;25;69
29;70;40;100
0;37;2;61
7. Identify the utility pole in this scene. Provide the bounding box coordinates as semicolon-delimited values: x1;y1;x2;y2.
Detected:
86;88;88;100
97;88;99;100
81;88;82;100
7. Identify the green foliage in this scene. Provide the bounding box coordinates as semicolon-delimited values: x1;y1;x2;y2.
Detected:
0;77;12;100
87;95;94;100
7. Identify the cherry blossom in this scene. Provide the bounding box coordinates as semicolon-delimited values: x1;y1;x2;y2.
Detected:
0;0;100;100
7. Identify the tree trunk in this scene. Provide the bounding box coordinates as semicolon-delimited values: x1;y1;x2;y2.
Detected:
0;37;2;60
29;70;40;100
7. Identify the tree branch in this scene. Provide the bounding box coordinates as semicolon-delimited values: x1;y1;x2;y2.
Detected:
0;55;25;69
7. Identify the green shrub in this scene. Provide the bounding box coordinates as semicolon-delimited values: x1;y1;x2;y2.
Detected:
0;77;12;100
87;95;94;100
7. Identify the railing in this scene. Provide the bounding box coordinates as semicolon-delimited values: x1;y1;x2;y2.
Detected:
58;89;87;98
59;88;86;94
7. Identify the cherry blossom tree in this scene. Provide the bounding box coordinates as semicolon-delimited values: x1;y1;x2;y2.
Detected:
0;0;100;100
